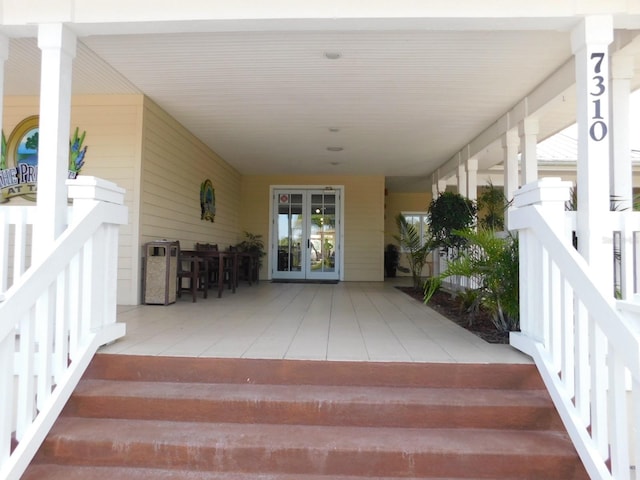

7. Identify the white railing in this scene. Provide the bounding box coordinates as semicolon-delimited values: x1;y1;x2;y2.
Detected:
509;178;640;480
0;206;35;301
0;176;128;480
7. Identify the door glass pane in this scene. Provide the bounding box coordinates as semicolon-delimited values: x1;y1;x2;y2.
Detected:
277;193;303;272
309;193;335;273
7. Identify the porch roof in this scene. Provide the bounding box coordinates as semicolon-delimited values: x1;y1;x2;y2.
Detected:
1;1;640;192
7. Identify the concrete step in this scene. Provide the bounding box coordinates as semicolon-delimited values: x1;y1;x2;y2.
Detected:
31;417;586;479
83;354;545;389
23;354;589;479
23;465;463;480
63;378;564;431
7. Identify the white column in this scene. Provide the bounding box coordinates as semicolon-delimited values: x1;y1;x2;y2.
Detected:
0;35;8;157
431;173;439;199
502;131;519;200
457;163;467;198
518;118;539;186
610;53;634;211
502;131;519;230
466;158;478;202
571;15;613;280
33;24;77;262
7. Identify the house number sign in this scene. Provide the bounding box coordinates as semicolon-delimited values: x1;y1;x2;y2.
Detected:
589;52;608;142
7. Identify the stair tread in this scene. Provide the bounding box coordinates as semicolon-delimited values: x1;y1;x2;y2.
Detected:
24;464;452;480
26;357;587;479
72;378;554;407
85;354;544;389
40;416;577;458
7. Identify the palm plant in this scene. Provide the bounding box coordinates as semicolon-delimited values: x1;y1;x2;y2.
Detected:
424;229;519;333
394;214;434;291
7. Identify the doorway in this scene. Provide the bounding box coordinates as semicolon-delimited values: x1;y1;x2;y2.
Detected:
271;188;342;281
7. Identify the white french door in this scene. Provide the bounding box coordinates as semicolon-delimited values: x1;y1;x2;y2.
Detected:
272;188;341;281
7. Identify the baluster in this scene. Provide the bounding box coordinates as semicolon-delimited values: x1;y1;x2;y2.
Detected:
560;277;575;398
589;319;609;458
54;268;69;383
608;349;630;479
0;211;8;295
0;333;13;464
67;252;81;361
575;299;590;425
15;308;35;441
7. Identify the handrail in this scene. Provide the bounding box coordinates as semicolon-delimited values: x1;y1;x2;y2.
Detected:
0;177;128;480
509;178;640;480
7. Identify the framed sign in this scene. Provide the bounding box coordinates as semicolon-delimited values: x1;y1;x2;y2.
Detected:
200;179;216;222
0;116;87;202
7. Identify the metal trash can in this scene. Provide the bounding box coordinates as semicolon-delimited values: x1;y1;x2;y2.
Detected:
142;240;179;305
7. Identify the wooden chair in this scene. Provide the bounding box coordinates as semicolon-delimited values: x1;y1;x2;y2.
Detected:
195;243;220;286
177;243;208;302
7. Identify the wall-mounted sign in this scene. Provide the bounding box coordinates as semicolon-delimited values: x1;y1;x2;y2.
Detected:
200;179;215;222
0;116;88;202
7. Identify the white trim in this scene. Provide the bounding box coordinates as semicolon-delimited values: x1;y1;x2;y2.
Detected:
269;185;344;281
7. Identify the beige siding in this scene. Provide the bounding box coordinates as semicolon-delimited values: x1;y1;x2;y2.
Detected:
384;191;432;246
4;95;143;305
241;174;384;281
140;97;242;259
384;191;433;278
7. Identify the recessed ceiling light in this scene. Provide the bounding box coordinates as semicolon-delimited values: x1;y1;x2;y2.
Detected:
324;52;341;60
327;146;343;152
330;161;341;166
328;127;340;133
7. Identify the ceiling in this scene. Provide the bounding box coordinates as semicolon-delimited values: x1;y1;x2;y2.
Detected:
3;18;640;192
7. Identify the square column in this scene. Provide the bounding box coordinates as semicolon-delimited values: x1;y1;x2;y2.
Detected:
457;163;467;198
518;118;539;186
465;158;478;202
34;24;77;262
610;53;634;211
502;130;519;229
571;15;613;281
0;35;8;160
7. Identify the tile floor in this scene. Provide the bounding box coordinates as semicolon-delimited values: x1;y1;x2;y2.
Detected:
102;279;531;364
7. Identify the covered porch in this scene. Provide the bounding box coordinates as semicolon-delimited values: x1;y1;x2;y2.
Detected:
106;279;530;364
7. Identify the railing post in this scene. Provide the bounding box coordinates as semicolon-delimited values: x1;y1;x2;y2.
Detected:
67;176;126;332
511;178;571;344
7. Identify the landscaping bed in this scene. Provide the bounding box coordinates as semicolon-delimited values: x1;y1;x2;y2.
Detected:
396;286;510;344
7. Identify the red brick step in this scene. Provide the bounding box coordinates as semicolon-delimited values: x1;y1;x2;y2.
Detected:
23;354;588;479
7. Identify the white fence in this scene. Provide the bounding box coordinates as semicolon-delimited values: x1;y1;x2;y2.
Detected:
509;178;640;480
0;177;128;480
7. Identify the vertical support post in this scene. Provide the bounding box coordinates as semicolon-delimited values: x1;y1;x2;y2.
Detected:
431;173;439;199
519;118;539;186
610;53;633;211
457;163;467;199
502;130;519;219
571;15;613;287
0;34;8;163
466;158;478;202
0;34;9;298
33;24;76;262
511;178;572;344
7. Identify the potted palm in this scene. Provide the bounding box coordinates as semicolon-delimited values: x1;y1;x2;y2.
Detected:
384;243;400;278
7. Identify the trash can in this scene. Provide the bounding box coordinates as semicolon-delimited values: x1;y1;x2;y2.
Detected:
142;240;179;305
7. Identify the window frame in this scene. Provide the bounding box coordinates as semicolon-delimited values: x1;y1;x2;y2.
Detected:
399;211;430;251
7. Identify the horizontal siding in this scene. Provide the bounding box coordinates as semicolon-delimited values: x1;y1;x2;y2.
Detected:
3;95;144;305
384;191;434;279
140;97;241;259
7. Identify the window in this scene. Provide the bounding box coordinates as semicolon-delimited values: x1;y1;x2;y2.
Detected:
400;212;430;249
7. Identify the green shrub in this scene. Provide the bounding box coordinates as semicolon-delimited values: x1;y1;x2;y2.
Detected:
424;229;519;333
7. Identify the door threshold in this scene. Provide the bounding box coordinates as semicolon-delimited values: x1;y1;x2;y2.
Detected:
271;279;339;284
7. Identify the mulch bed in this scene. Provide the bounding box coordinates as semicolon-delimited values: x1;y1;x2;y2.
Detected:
396;286;510;344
